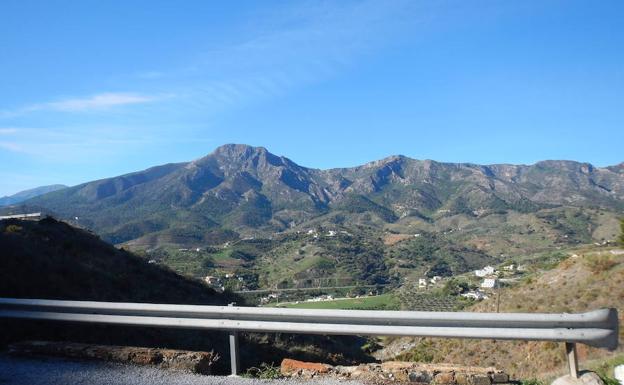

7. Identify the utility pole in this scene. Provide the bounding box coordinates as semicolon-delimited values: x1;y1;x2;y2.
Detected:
496;281;501;313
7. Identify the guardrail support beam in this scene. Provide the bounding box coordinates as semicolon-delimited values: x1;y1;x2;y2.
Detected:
228;303;240;376
566;342;578;378
229;330;240;376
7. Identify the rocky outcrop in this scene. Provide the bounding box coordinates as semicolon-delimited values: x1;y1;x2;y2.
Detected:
8;341;219;374
281;359;511;384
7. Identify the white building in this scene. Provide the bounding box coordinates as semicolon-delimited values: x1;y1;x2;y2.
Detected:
418;278;428;288
481;278;497;289
204;276;219;285
461;291;488;300
429;276;442;284
502;264;515;271
475;265;496;277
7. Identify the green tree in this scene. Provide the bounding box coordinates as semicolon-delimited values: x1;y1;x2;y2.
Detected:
619;218;624;246
201;257;215;270
442;278;470;296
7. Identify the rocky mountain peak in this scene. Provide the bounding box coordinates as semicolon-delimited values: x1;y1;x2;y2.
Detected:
212;143;269;159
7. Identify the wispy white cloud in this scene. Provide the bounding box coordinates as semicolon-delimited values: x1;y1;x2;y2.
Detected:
2;1;422;121
0;141;23;152
0;92;166;118
131;0;423;114
136;71;165;79
46;93;158;112
0;124;213;162
0;1;426;162
0;128;19;134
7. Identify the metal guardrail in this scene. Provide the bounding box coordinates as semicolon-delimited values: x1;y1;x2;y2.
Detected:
0;298;618;378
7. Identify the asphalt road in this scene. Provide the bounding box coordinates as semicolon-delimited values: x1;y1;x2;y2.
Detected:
0;354;362;385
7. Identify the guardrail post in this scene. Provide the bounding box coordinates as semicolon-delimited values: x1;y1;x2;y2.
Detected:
566;342;578;378
228;303;240;376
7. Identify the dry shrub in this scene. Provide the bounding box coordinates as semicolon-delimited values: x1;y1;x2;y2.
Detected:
583;255;617;274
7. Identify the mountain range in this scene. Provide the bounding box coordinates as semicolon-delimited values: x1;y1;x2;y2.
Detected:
6;144;621;245
3;142;624;287
0;184;67;207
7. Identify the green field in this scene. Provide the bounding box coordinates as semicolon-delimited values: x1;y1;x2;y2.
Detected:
281;293;400;310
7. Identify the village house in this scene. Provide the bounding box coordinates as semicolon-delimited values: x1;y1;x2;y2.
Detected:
204;276;219;285
481;278;497;289
429;275;442;284
461;290;488;300
474;265;496;277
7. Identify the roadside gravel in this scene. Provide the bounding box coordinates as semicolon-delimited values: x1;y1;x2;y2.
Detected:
0;354;363;385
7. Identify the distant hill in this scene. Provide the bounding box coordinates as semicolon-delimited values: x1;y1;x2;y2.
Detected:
0;184;67;207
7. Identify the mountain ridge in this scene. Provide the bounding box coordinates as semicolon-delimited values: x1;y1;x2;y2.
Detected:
0;184;68;207
5;144;623;248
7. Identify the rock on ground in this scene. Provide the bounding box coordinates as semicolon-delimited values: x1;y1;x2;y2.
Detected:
281;359;511;384
551;372;605;385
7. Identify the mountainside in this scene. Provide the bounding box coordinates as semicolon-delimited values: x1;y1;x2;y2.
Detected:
0;216;235;303
389;246;624;380
11;144;623;248
0;184;67;207
0;216;238;366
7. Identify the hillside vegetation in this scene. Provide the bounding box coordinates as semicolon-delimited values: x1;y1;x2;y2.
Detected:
388;247;624;380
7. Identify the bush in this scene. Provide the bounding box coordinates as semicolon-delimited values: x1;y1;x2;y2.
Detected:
583;255;617;274
601;377;620;385
442;278;470;295
201;257;215;269
4;224;22;233
520;379;545;385
243;363;282;379
398;340;434;363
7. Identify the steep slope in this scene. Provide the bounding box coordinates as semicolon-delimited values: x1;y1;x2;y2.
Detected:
388;247;624;380
0;216;239;372
0;216;235;303
0;184;67;207
7;144;623;249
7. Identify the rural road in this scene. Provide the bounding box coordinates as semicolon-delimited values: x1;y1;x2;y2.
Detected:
0;354;363;385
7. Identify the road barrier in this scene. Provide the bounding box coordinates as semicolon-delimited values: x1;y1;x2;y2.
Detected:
0;297;618;377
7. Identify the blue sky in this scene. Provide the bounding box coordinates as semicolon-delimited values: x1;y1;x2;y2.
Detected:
1;0;623;196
